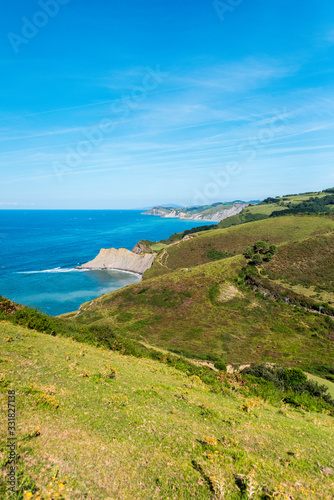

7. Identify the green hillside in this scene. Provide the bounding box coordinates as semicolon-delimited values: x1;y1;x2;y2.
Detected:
135;190;334;257
1;321;334;499
2;192;334;499
58;214;334;374
144;215;334;279
218;189;334;230
262;233;334;306
65;253;334;367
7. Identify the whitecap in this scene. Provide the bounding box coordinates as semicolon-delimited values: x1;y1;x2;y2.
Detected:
17;267;89;274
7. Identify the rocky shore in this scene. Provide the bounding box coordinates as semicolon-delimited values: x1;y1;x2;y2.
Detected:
77;247;155;275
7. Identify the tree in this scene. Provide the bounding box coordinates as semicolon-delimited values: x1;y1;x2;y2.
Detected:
243;247;254;259
253;241;268;254
252;254;263;266
269;244;277;255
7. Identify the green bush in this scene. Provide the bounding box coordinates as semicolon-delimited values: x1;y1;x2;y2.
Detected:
263;252;274;262
207;249;232;261
241;364;334;411
251;254;263;266
214;360;227;371
253;241;269;254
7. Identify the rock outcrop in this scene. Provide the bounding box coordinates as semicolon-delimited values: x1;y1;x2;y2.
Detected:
77;248;155;275
132;241;152;255
194;204;248;222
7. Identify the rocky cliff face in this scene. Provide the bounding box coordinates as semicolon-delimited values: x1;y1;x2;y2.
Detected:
142;203;248;222
200;203;248;222
132;241;152;255
77;248;155;275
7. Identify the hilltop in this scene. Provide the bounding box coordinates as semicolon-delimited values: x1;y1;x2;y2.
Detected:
133;189;334;257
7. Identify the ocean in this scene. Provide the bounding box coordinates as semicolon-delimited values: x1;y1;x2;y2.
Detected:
0;210;216;316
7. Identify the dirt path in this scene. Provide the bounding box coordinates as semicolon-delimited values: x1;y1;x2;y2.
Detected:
155;238;185;270
138;340;218;371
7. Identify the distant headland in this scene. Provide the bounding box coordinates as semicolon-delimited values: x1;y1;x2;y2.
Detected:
142;201;259;222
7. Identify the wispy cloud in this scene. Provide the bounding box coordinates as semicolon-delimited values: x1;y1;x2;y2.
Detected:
1;55;334;205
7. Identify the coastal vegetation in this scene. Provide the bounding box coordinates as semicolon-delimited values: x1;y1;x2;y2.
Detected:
1;317;334;498
1;188;334;498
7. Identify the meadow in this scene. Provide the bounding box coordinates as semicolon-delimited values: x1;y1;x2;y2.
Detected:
1;320;334;499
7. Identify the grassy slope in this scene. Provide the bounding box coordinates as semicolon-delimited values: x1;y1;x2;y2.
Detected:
1;321;334;500
306;372;334;398
240;204;287;215
67;252;334;367
262;233;334;305
216;192;334;231
144;216;334;279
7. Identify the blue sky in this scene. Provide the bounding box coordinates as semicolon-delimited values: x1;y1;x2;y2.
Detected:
1;0;334;208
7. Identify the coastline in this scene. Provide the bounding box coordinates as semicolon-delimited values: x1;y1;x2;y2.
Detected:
75;267;143;279
2;210;214;316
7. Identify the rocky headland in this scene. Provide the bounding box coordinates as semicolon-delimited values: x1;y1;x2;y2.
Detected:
142;203;248;222
77;247;155;275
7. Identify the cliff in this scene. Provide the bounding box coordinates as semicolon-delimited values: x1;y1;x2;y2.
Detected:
201;203;248;222
77;248;155;275
132;241;152;255
142;203;248;222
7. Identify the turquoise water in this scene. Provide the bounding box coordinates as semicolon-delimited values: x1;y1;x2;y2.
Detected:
0;210;216;315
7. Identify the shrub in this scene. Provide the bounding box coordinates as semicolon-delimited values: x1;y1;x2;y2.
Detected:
243;247;254;259
253;241;268;254
251;254;263;266
280;367;307;388
263;252;274;262
214;361;227;371
241;364;334;411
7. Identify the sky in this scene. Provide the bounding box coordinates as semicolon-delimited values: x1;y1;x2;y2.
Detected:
0;0;334;209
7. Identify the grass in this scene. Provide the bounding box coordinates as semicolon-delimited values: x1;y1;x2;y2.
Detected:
263;234;334;295
1;320;334;499
242;204;286;216
150;242;167;252
61;214;334;369
305;373;334;399
66;253;334;368
144;215;334;279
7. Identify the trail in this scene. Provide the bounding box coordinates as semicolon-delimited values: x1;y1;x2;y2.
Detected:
155;238;185;270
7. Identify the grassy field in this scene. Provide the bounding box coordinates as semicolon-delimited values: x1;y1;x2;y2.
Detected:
144;215;334;279
241;204;286;215
1;320;334;499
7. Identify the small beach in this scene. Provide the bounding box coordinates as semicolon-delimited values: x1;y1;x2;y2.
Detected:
0;210;216;315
